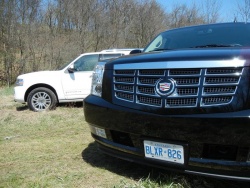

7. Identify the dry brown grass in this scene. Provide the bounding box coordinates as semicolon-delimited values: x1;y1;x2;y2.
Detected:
0;87;248;188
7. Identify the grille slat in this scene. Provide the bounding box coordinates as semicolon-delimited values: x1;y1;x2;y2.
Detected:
138;77;159;85
205;77;239;84
203;86;236;94
139;70;165;76
175;77;200;85
115;84;134;92
177;88;198;96
137;95;162;107
115;70;135;75
166;98;197;107
137;86;155;95
206;68;243;75
170;69;201;75
115;77;134;83
202;96;233;105
113;67;242;108
115;92;133;102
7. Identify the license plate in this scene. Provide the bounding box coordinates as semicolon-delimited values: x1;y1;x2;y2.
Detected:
144;140;184;164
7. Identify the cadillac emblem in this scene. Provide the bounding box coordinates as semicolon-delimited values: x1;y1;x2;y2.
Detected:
159;83;171;91
156;79;175;96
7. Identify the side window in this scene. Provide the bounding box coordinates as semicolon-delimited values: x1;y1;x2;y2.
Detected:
73;54;99;71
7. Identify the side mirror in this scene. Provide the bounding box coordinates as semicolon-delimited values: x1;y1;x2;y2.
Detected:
67;67;75;73
130;49;142;54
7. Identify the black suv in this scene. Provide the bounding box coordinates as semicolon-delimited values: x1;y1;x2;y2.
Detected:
84;22;250;181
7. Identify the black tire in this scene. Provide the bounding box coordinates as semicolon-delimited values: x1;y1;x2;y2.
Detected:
27;87;57;112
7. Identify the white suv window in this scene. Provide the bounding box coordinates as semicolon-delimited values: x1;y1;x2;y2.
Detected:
74;54;99;71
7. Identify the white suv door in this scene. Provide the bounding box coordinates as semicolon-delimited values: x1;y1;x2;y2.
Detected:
61;54;99;99
61;53;126;100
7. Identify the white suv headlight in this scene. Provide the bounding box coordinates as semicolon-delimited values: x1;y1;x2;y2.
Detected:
15;78;24;86
91;62;105;97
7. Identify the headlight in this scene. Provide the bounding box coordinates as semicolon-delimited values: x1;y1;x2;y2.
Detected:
15;78;24;86
91;62;105;97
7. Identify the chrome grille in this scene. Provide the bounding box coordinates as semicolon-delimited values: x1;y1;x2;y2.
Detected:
113;67;243;108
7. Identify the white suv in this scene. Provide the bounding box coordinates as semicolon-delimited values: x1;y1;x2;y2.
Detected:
14;50;132;112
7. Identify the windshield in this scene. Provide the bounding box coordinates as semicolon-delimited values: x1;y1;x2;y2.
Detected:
144;23;250;52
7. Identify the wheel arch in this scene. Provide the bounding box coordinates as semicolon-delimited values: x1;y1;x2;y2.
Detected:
24;84;58;102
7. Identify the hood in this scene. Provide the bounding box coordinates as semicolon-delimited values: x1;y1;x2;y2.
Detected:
105;48;250;69
17;70;61;79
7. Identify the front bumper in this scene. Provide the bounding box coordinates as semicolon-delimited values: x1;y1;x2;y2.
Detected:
84;95;250;181
14;86;26;103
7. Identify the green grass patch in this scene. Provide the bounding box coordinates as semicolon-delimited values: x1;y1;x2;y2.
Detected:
0;85;14;96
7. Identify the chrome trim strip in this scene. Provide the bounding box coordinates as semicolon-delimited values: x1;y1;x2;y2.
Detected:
114;59;246;70
185;170;250;181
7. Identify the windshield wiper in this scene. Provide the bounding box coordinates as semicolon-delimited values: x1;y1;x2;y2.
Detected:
193;44;242;48
148;48;172;52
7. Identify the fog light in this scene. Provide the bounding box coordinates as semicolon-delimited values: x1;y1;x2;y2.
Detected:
95;85;102;94
94;127;107;138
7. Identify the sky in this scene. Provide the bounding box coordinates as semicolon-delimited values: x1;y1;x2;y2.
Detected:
156;0;246;22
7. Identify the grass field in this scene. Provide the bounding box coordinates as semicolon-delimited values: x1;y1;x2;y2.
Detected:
0;87;249;188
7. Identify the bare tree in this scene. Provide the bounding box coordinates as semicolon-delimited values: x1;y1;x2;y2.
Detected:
236;0;250;22
201;0;221;23
167;2;205;28
128;0;167;47
0;0;17;86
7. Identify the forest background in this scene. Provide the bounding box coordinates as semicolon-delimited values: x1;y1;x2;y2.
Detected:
1;0;250;86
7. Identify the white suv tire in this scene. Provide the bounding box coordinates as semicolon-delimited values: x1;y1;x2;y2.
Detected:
27;87;57;112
